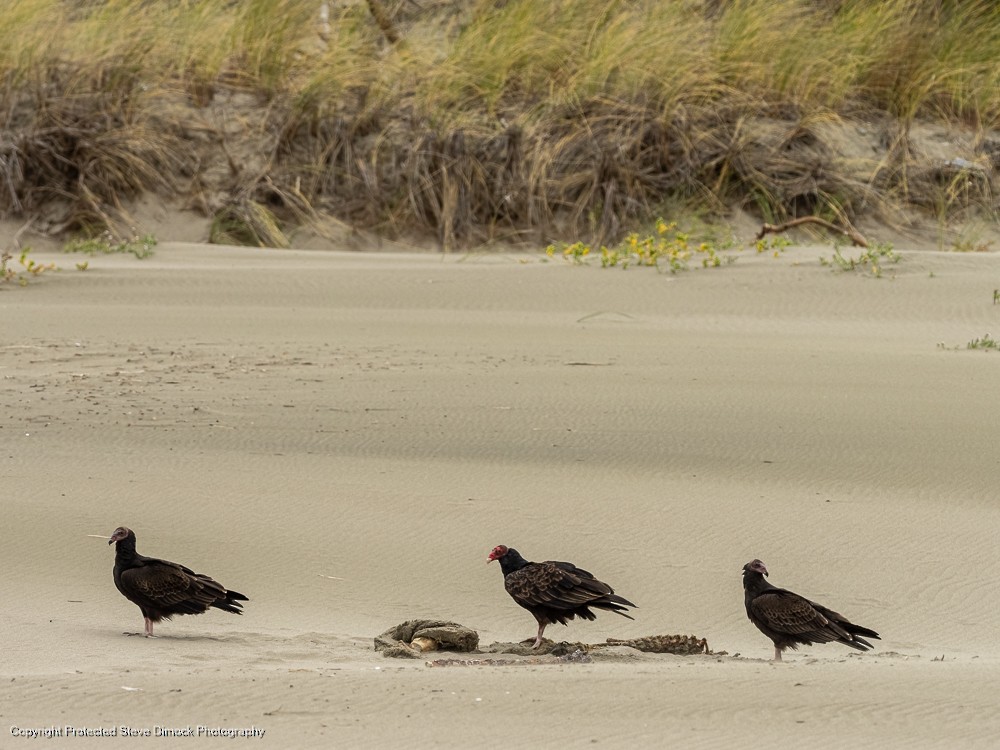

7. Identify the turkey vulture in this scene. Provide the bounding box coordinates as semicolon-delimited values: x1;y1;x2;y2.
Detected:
108;526;248;637
488;545;636;648
742;559;879;661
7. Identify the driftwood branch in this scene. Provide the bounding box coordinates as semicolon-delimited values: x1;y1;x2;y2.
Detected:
756;216;868;248
366;0;401;44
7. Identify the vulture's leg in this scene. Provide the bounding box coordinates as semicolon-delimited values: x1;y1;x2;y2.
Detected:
532;621;547;649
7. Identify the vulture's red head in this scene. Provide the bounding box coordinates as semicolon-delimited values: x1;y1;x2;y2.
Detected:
108;526;132;545
487;545;509;564
743;559;768;576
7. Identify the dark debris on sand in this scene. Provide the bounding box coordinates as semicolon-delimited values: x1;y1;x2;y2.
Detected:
375;619;710;661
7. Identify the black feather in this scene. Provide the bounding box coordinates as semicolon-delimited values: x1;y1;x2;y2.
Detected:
110;527;247;634
742;559;879;659
492;546;636;645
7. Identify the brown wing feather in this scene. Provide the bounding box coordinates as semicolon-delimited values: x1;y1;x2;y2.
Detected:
506;562;634;615
121;563;227;616
751;591;848;643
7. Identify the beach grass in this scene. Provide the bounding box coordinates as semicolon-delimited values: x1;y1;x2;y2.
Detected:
1;0;997;247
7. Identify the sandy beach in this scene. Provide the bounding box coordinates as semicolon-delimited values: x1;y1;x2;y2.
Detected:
3;241;1000;748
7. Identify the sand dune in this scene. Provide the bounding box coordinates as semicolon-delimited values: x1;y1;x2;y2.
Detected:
3;243;999;748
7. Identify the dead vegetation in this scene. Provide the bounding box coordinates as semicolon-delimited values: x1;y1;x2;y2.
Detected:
375;619;711;659
757;216;868;248
0;71;190;236
0;0;997;249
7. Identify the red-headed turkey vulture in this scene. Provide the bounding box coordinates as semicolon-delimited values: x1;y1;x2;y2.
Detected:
488;545;636;648
108;526;248;637
742;559;879;661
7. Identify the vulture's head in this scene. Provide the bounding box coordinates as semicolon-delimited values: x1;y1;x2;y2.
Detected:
108;526;133;545
743;559;768;577
487;545;509;564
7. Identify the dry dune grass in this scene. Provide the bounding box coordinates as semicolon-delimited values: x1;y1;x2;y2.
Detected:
0;0;997;247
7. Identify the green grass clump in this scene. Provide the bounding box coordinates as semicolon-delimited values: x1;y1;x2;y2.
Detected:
819;242;901;277
966;333;999;351
753;236;792;257
938;332;1000;351
63;232;157;259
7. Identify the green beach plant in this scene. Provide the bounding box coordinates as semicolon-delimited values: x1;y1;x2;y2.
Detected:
819;242;901;277
63;232;158;259
1;248;57;286
966;333;999;351
547;219;735;273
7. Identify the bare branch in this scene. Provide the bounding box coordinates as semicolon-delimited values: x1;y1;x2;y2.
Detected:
756;216;868;248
